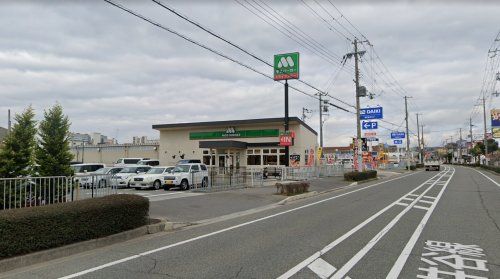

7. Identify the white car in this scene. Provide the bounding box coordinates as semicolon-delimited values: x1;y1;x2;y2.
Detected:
80;167;123;188
111;165;151;188
130;166;175;190
114;158;148;167
163;163;209;191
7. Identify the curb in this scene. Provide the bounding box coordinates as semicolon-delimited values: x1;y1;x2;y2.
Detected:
0;218;173;273
278;191;318;205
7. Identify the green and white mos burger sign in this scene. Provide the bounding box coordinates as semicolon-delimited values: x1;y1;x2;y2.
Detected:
274;52;299;80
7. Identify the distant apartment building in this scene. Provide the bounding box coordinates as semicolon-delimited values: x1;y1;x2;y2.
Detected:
132;136;158;145
70;132;117;146
0;127;8;147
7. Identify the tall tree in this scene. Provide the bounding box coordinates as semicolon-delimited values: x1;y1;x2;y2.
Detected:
0;107;37;177
36;104;73;177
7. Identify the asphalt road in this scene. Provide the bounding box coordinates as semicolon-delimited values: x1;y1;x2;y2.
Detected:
2;166;499;279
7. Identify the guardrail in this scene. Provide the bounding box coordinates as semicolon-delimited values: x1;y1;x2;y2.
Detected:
1;174;117;211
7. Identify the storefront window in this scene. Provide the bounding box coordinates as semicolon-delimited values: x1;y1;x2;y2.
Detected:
247;155;261;165
263;149;270;154
263;155;277;165
279;155;286;165
203;155;215;165
271;149;277;153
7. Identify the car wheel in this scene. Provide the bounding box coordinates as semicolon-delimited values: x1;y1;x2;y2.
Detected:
134;187;140;190
180;179;190;191
202;177;208;188
153;180;161;190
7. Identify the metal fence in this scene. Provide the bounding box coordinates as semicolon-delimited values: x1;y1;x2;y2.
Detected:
190;167;264;192
1;174;117;211
281;164;352;181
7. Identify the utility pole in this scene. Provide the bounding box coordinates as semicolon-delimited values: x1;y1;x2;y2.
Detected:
469;117;473;158
319;93;324;149
459;128;463;164
416;113;422;164
354;39;363;172
481;97;488;163
421;125;425;158
7;109;11;132
404;96;412;169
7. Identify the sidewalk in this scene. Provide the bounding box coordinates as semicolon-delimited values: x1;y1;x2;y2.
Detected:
149;173;395;223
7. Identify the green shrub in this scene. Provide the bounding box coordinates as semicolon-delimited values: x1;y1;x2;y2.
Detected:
480;165;500;173
276;182;310;196
0;194;149;259
344;170;377;181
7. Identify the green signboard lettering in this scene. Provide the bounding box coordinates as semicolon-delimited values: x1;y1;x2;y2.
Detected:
274;52;299;80
190;129;279;140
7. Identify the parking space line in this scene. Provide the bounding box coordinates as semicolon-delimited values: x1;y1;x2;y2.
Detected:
386;167;455;278
57;170;422;279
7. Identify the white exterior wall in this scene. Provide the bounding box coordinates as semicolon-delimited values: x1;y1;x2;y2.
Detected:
157;120;317;167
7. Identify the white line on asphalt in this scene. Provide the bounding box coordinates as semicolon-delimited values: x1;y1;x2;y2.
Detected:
276;168;448;279
308;258;337;278
57;171;422;279
474;169;500;188
330;167;453;279
386;167;455;278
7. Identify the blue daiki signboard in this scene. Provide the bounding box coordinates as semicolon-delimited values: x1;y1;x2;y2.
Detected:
360;107;383;120
393;139;403;144
362;121;378;130
391;131;406;139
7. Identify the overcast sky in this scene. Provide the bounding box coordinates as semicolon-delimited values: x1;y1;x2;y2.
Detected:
1;1;499;147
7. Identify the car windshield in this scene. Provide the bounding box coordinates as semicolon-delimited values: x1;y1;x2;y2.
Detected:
165;167;175;173
119;167;138;173
174;165;190;173
146;168;165;174
93;168;110;174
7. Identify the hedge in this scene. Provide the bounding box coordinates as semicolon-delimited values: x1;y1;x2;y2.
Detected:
344;170;377;181
0;194;149;259
276;182;310;196
479;164;500;174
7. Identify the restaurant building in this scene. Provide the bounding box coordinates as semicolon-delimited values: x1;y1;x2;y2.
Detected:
152;117;318;168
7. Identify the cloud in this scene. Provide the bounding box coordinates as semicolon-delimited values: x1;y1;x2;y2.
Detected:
0;1;499;147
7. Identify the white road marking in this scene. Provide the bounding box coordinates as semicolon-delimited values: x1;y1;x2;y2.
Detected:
475;169;500;188
396;202;409;206
413;205;430;211
308;258;337;278
277;168;448;279
57;169;421;279
330;168;454;279
386;168;456;278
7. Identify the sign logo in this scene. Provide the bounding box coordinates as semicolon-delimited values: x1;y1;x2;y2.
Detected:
360;107;383;120
225;127;236;134
394;139;403;144
391;131;406;139
274;52;299;80
279;134;293;146
362;121;378;130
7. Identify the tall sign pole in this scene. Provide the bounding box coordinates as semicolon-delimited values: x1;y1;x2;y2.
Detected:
354;39;363;172
284;80;289;166
319;93;324;149
416;113;422;164
274;52;299;167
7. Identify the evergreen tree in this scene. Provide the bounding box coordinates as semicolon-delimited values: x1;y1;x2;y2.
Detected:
36;104;73;177
0;107;37;178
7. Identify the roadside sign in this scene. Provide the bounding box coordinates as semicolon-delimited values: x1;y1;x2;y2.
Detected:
394;139;403;144
362;121;378;130
364;132;377;137
391;131;406;139
317;147;323;159
360;107;383;120
366;137;378;142
279;134;293;146
274;52;299;80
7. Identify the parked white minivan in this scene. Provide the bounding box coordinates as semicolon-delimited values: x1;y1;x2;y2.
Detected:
114;158;147;166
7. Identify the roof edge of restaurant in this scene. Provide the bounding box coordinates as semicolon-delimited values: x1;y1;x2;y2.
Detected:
152;117;317;135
